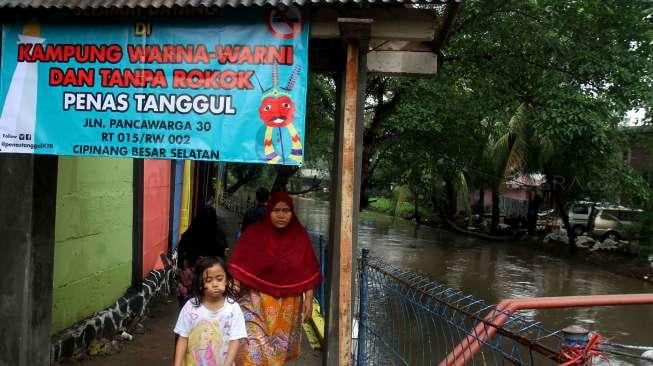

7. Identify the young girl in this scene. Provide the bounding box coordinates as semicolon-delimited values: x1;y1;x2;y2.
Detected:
174;256;247;366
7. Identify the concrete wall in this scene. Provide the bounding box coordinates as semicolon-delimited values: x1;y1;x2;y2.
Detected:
142;159;171;277
51;268;174;361
52;157;133;334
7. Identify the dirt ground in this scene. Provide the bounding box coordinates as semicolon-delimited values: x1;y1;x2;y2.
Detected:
58;294;322;366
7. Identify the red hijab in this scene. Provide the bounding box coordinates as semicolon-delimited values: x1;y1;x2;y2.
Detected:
228;192;321;297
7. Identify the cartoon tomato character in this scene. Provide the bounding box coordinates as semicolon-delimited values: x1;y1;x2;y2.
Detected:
258;65;303;164
258;95;296;128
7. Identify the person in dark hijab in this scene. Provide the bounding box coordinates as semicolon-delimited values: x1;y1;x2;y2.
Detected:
176;205;228;306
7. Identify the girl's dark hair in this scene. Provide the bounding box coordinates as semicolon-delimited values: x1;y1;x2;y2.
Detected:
190;256;237;307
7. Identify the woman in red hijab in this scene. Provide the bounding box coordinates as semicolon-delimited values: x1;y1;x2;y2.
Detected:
229;192;321;365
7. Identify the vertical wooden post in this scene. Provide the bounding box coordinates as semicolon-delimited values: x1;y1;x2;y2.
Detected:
325;18;371;366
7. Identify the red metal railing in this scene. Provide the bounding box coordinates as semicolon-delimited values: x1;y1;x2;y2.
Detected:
439;294;653;366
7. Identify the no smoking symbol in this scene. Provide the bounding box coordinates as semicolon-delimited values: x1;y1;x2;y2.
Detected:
265;6;303;40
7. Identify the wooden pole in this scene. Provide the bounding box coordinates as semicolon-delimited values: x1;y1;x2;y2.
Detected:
325;18;371;366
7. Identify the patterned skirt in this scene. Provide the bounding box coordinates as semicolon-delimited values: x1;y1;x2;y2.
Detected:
235;289;303;366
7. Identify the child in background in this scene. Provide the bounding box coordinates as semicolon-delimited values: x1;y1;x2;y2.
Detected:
174;257;247;366
176;263;194;307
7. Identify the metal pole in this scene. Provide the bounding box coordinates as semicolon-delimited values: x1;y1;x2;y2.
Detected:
357;248;370;366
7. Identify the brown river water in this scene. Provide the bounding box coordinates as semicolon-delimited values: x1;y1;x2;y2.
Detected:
294;198;653;364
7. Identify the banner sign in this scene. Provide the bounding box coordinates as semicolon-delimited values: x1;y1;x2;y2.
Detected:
0;9;308;165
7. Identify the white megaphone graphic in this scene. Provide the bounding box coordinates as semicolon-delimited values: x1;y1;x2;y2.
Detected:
0;20;44;153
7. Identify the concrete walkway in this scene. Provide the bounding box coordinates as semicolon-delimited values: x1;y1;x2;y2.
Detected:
58;207;322;366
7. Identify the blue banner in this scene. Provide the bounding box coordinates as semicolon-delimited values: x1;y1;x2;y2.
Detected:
0;9;308;165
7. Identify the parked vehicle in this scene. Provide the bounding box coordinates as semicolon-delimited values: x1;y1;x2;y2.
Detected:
567;201;643;240
591;207;643;241
568;201;596;236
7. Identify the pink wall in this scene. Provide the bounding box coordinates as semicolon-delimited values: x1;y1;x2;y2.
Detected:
483;187;530;207
142;160;171;277
503;188;529;201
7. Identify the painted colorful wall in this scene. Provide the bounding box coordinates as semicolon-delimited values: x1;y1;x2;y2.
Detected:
52;157;133;334
142;159;171;277
179;160;193;237
171;160;184;247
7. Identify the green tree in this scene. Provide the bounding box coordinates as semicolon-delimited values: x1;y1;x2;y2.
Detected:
303;0;653;226
444;0;651;236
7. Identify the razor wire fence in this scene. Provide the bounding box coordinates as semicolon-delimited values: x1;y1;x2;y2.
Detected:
354;249;565;366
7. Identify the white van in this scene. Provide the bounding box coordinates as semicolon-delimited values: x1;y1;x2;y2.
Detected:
568;201;595;236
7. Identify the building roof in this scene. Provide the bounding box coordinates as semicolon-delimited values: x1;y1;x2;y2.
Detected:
506;174;545;188
0;0;449;8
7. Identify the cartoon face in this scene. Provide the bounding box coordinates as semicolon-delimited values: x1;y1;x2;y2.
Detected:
259;95;295;128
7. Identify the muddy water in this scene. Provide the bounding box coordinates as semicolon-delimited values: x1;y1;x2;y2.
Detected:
294;198;653;363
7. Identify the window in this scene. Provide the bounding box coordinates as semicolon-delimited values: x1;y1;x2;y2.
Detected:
600;210;619;221
617;211;642;222
572;205;589;215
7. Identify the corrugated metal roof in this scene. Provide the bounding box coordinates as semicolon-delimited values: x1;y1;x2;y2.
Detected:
0;0;442;8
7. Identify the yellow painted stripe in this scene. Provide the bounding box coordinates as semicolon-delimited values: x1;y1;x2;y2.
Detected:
178;160;192;239
311;299;325;343
301;298;325;350
302;323;321;350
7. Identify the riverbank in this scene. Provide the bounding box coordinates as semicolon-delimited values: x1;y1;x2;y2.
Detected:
362;201;653;285
307;195;653;285
446;218;653;284
449;221;653;285
444;219;518;241
539;237;653;284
